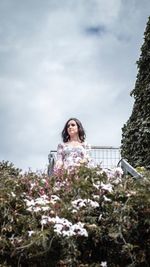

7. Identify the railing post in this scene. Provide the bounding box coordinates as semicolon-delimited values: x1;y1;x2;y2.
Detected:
119;159;142;178
47;152;55;176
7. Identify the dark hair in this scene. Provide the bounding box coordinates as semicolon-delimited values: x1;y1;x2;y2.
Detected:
62;118;86;143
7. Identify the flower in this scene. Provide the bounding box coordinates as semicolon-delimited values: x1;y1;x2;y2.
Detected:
42;206;50;211
101;182;113;192
103;195;112;202
28;231;35;237
33;206;41;212
50;195;60;204
87;199;99;208
35;196;50;205
71;222;88;237
71;199;86;209
42;216;88;237
113;167;123;177
71;198;99;210
11;192;16;197
25;199;35;207
101;261;107;267
104;167;123;181
41;215;52;225
98;214;102;221
93;181;101;189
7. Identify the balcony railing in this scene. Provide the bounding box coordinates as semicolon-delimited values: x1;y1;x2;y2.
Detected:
48;146;121;176
48;146;142;179
90;146;121;168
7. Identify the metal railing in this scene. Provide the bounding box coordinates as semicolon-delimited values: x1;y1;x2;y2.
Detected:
118;158;142;178
48;146;143;179
90;146;121;168
48;146;121;176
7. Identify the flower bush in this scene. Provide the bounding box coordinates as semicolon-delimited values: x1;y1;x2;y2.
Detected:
0;161;150;267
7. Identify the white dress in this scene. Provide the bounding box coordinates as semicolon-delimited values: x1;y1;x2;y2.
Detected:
54;142;94;171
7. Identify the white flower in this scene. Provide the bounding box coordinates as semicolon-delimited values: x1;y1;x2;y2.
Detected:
62;229;75;237
51;195;60;201
26;206;33;212
25;199;35;207
71;222;88;237
11;192;16;197
55;216;72;227
33;206;41;212
101;261;107;267
41;206;50;211
71;209;78;213
53;217;72;236
41;218;48;225
54;181;66;191
103;195;112;202
41;178;46;183
48;216;88;237
35;196;50;205
50;195;60;204
41;194;49;199
30;182;36;189
113;167;123;177
72;198;99;210
54;224;64;235
48;217;56;223
87;199;99;208
41;215;52;225
96;170;104;175
101;182;113;192
93;181;101;189
93;195;99;199
112;177;122;185
103;167;123;181
98;214;102;221
28;230;35;237
73;221;84;228
25;196;51;213
103;169;114;179
71;199;86;209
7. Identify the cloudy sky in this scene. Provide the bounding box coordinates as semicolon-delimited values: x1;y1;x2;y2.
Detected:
0;0;149;172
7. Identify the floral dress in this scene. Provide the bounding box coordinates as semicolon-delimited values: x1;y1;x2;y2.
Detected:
54;142;94;171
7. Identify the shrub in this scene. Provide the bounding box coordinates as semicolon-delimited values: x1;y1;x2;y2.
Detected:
0;161;150;267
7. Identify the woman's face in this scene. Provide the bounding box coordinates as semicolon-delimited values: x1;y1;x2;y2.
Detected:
67;120;79;138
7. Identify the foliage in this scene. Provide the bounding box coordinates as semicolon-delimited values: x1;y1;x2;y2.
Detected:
121;16;150;168
0;161;150;267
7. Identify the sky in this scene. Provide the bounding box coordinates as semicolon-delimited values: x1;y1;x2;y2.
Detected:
0;0;149;172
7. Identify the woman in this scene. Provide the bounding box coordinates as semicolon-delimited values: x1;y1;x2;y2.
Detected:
54;118;94;172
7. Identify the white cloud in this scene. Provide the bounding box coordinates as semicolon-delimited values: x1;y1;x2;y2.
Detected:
0;0;149;171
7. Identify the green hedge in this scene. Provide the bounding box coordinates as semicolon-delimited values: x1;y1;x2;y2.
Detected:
0;161;150;267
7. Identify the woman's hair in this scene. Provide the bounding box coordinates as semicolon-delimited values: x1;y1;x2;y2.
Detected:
62;118;86;143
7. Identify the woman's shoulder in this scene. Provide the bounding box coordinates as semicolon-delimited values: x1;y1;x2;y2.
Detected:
57;142;65;149
82;141;91;149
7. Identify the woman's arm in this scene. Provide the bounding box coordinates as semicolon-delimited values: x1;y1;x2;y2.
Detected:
54;143;64;170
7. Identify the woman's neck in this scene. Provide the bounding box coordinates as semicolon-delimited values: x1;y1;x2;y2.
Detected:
69;136;81;143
